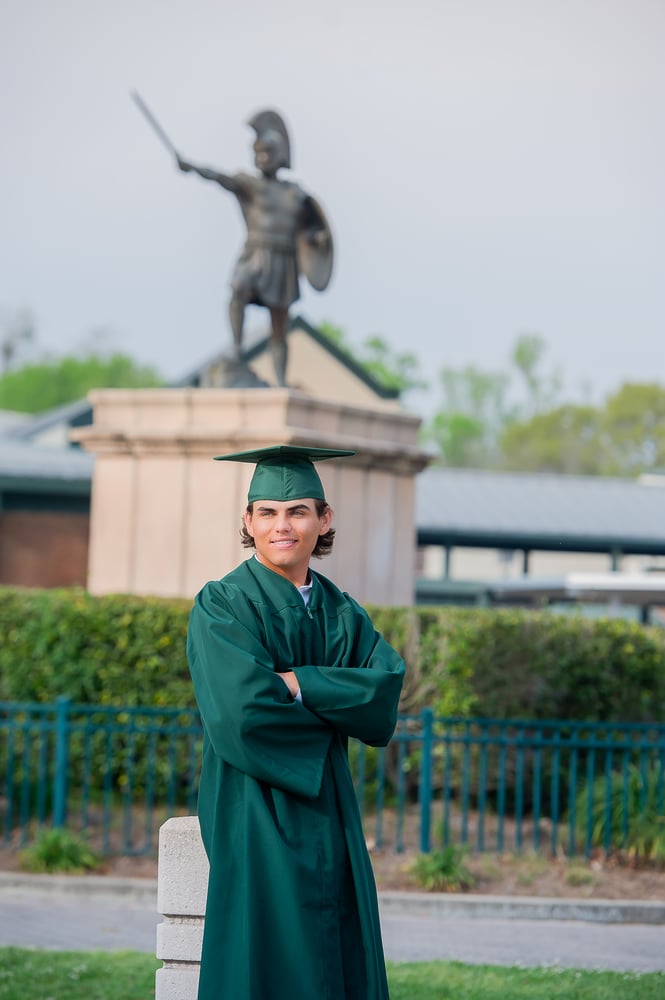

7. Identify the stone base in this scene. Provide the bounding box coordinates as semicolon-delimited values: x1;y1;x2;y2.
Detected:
74;387;428;604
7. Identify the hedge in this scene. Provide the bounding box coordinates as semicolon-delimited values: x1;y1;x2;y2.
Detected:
1;587;665;723
0;587;192;708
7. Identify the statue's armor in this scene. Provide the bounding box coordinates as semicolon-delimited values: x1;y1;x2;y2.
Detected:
231;173;307;309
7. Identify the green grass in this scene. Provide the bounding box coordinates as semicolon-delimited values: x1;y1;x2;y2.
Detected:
1;950;664;1000
387;961;665;998
0;949;159;1000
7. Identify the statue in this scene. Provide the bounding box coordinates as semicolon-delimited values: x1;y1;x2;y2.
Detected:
131;94;333;387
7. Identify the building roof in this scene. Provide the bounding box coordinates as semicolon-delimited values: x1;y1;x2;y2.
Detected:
0;440;93;493
490;572;665;608
5;397;94;440
416;467;665;555
0;409;33;434
176;314;401;400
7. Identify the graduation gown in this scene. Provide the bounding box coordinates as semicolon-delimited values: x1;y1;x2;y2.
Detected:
186;556;405;1000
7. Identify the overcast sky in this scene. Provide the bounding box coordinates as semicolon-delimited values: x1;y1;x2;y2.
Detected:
2;0;664;415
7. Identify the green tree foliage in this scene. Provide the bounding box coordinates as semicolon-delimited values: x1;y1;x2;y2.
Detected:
0;352;164;413
422;333;559;468
510;332;562;417
423;365;514;467
318;321;427;394
599;382;665;476
499;384;665;477
425;411;486;468
423;331;665;477
499;403;602;474
358;335;427;393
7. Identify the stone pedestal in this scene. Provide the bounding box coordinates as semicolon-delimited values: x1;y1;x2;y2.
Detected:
155;816;207;1000
74;388;428;604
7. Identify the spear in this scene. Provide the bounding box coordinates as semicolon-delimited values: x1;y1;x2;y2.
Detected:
131;90;180;159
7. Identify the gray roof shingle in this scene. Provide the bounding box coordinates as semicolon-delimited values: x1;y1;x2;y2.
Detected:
416;468;665;550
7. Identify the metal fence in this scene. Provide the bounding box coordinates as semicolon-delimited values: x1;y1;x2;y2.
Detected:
0;699;201;856
2;700;664;859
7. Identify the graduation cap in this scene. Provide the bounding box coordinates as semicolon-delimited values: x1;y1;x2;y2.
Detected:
214;445;356;502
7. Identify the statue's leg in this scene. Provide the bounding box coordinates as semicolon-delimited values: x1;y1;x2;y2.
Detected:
229;296;245;359
269;308;289;387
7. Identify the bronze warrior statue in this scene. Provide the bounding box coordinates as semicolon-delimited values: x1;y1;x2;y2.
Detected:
176;110;333;386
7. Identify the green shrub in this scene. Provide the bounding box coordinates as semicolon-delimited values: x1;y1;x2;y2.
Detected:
2;587;665;838
18;827;101;874
0;587;192;708
367;604;665;724
572;762;665;864
410;846;475;892
2;587;665;722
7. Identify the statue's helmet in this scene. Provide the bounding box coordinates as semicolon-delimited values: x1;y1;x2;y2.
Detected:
247;109;291;170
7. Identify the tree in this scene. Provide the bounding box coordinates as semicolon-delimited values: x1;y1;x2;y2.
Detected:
0;353;164;414
424;411;487;468
599;383;665;476
511;333;562;417
318;322;427;395
499;404;603;474
0;308;35;373
421;333;564;469
422;365;515;467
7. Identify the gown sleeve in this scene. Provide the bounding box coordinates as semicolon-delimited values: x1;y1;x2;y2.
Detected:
292;596;405;748
187;582;333;799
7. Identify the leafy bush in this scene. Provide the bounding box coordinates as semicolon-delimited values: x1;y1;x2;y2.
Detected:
572;762;665;865
18;827;101;874
368;604;665;724
2;588;664;724
0;587;192;708
410;846;475;892
1;587;664;844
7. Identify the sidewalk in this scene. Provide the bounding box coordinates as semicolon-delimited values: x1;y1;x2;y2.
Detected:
2;873;664;971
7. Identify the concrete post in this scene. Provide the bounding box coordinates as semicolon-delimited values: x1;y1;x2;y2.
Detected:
155;816;209;1000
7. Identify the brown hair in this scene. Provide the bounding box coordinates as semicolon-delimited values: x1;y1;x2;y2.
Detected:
240;499;335;558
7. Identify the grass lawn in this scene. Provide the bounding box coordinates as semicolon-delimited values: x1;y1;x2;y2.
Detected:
0;949;159;1000
387;961;665;998
0;949;664;1000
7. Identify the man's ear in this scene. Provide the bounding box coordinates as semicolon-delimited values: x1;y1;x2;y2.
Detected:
243;510;255;537
319;507;333;535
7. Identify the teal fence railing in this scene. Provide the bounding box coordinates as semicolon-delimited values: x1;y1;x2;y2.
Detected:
2;700;664;859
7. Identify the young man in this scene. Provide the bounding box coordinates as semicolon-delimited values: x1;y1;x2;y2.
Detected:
187;445;405;1000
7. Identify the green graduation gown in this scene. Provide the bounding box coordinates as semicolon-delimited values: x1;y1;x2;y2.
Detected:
187;556;405;1000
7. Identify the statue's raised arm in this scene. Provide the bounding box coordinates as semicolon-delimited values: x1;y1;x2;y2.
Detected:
176;155;240;194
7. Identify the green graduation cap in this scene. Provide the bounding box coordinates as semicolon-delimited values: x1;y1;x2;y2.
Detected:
214;445;356;502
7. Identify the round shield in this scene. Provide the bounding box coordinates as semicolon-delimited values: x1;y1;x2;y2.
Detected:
297;196;334;291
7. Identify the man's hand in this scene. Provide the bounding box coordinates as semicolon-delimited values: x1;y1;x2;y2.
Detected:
278;671;301;699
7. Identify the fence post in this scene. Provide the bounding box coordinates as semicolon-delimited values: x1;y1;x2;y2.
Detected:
419;707;434;853
53;696;71;828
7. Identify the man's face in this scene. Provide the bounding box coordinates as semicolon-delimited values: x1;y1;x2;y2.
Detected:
244;498;332;586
